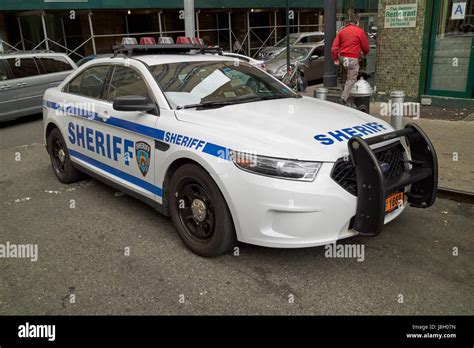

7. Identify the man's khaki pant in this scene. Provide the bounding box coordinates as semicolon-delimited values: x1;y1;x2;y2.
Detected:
340;56;359;102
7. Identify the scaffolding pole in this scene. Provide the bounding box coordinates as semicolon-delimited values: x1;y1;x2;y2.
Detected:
285;0;290;71
60;17;68;50
41;12;49;51
274;11;278;44
17;17;25;51
195;10;200;37
125;14;129;35
216;13;220;46
88;11;97;55
246;12;250;56
228;12;232;52
297;11;300;33
157;11;163;37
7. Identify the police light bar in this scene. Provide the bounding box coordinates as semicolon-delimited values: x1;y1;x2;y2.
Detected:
112;44;222;57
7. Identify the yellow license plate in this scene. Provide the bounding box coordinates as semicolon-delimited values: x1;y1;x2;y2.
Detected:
385;192;404;213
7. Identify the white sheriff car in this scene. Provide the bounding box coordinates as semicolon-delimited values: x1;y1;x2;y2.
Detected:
43;44;438;257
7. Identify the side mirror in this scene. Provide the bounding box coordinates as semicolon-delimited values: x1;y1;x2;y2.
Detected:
113;95;156;114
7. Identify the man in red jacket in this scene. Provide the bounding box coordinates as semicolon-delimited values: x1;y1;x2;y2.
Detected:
331;15;370;105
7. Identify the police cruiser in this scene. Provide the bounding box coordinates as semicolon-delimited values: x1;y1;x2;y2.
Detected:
43;44;437;257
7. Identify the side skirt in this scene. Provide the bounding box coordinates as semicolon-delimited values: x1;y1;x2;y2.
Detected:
72;162;169;217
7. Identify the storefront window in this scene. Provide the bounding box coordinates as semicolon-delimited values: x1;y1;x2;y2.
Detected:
428;0;473;97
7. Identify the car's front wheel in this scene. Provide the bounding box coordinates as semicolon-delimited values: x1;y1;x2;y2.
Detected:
47;128;83;184
169;163;236;257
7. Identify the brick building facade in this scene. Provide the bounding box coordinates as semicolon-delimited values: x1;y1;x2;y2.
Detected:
375;0;427;99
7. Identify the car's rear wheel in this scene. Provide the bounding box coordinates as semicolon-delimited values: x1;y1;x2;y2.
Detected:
169;163;236;257
48;128;83;184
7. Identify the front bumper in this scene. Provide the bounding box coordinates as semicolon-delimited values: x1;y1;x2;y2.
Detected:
348;123;437;236
218;123;437;248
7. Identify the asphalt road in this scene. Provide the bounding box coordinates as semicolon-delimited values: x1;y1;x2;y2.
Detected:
1;116;473;315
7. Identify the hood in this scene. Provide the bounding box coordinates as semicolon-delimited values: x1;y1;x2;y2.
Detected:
266;58;293;74
259;47;285;60
174;97;394;162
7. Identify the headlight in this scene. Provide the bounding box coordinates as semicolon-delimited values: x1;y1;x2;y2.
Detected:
231;151;322;182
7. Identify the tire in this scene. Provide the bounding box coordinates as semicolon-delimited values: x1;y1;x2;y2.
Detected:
169;163;236;257
47;128;84;184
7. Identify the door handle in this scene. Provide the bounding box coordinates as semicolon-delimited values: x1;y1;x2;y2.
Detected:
98;111;110;121
0;85;11;90
17;82;27;87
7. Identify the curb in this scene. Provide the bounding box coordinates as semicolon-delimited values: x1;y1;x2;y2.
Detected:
437;187;474;204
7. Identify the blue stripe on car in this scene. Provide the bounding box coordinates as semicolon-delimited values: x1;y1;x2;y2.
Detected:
69;149;163;197
46;101;229;160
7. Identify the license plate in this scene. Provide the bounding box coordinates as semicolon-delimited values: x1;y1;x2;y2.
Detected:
385;192;404;213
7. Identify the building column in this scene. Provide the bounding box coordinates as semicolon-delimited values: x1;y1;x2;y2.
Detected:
184;0;195;38
323;0;337;87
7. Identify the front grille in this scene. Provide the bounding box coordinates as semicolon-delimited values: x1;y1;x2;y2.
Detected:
331;142;406;196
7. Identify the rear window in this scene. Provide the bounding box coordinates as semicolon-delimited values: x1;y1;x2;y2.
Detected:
65;65;109;99
36;56;73;73
6;58;40;79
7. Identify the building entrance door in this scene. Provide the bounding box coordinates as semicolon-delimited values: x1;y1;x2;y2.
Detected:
426;0;474;98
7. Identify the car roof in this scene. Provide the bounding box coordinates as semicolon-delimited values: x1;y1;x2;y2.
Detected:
222;52;255;59
290;31;324;37
110;53;237;66
291;43;323;48
0;51;71;58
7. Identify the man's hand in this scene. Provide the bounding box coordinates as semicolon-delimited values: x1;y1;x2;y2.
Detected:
333;60;339;66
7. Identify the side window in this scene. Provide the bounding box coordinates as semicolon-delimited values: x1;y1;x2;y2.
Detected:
307;35;324;43
313;46;324;58
108;66;152;102
66;65;109;99
36;56;73;74
0;61;9;81
7;58;40;79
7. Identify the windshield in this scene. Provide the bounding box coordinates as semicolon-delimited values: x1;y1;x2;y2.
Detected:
150;61;296;109
276;47;311;61
275;35;299;47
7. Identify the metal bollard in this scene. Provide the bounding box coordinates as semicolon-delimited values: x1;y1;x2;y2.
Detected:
314;87;328;100
390;90;405;130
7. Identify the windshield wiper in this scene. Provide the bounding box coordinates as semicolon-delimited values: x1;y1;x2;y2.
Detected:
259;94;301;100
177;94;301;110
177;100;239;110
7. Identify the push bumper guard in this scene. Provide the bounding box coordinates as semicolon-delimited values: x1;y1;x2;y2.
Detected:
348;123;438;236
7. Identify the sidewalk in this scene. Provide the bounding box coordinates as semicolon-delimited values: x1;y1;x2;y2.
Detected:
300;86;473;193
370;103;474;193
